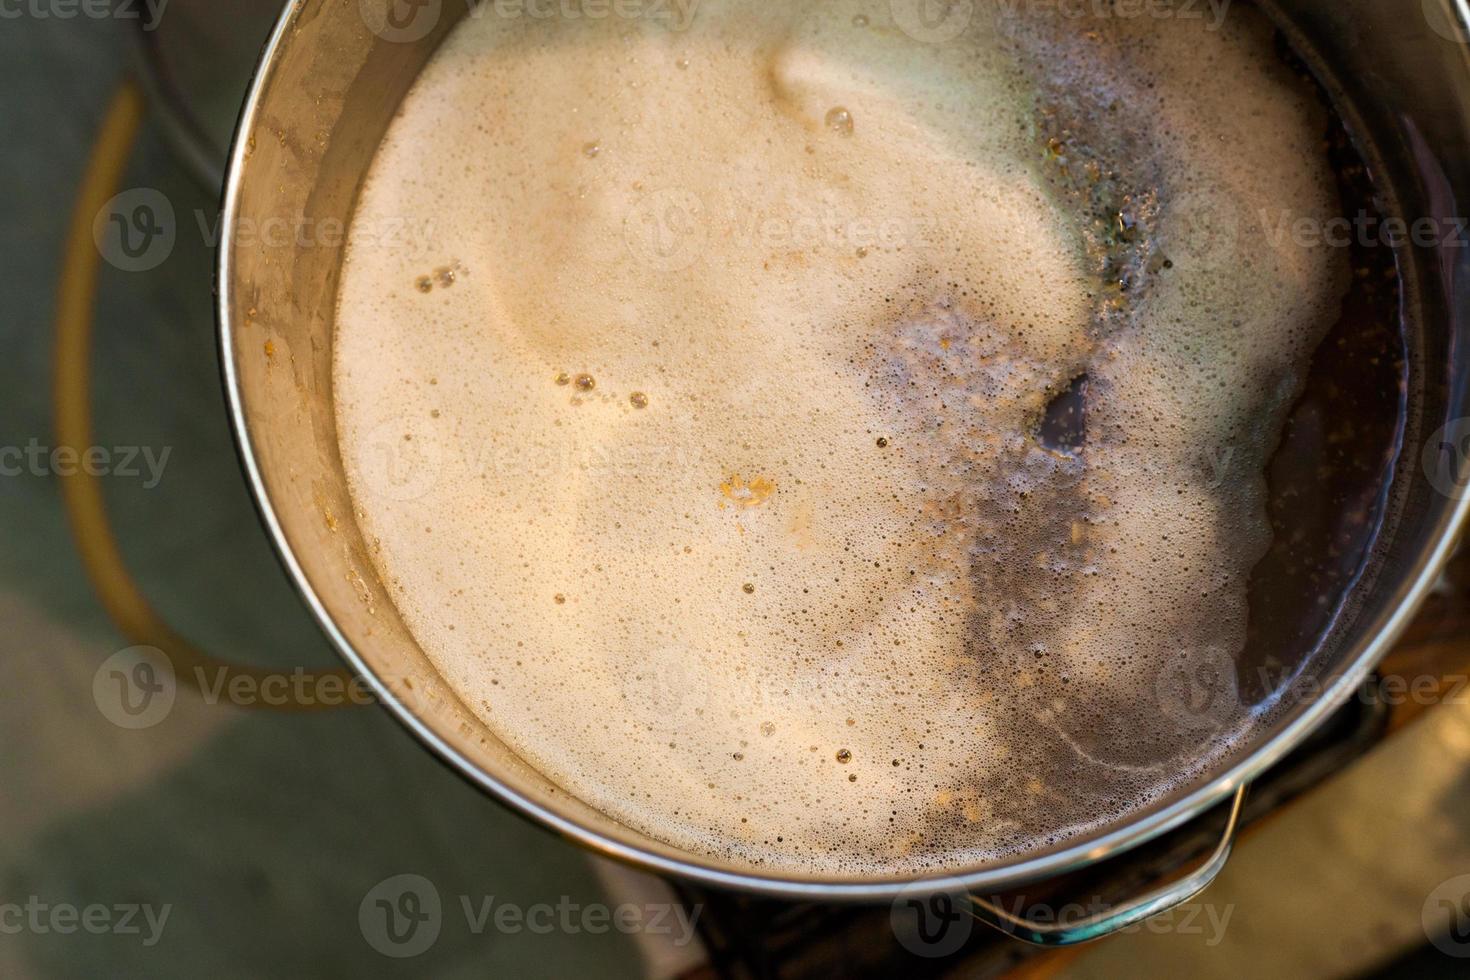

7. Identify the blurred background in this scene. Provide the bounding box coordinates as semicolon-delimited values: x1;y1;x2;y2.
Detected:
5;1;1470;976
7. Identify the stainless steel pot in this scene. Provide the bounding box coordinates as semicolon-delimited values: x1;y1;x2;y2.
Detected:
217;0;1470;943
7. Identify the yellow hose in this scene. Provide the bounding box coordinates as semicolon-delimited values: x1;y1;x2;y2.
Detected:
54;80;358;711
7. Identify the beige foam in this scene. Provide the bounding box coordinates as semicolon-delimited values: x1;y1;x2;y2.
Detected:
333;0;1345;874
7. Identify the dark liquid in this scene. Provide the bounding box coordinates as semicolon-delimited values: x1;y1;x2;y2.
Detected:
932;9;1417;853
1239;35;1410;706
1023;18;1412;714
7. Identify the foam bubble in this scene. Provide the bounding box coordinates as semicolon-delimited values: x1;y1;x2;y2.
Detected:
333;0;1345;875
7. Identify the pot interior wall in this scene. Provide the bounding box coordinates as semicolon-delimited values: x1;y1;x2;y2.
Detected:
220;0;692;868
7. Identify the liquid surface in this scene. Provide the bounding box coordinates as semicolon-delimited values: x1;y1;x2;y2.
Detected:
334;0;1349;874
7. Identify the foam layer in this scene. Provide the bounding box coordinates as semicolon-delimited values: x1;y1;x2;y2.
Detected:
333;0;1346;874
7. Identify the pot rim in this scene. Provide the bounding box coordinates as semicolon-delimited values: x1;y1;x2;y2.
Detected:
216;0;1470;902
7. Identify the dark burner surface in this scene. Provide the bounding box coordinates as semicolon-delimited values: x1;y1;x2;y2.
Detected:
672;688;1388;979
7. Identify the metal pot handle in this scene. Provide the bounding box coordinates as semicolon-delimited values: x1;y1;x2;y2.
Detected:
56;81;358;713
968;784;1247;947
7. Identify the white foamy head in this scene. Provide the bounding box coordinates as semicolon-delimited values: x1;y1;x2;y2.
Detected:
333;0;1345;875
